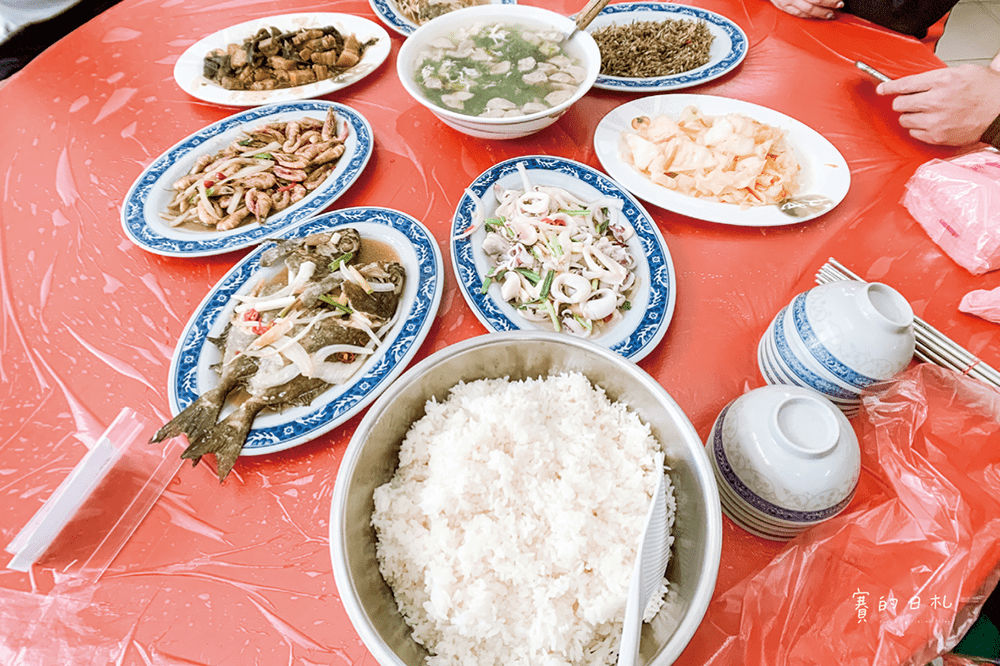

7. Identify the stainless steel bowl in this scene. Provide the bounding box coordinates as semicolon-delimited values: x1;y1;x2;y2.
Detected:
330;331;722;665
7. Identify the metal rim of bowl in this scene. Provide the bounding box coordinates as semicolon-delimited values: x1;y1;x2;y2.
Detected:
330;330;723;666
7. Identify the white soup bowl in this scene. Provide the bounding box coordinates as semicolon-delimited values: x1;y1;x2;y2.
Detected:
396;5;601;139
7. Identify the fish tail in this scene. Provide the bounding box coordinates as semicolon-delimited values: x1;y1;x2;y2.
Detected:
181;399;265;482
150;384;231;446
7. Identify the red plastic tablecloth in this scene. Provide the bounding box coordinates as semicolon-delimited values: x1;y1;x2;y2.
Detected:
1;1;999;664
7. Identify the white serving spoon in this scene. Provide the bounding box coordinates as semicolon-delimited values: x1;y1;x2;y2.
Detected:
617;455;671;666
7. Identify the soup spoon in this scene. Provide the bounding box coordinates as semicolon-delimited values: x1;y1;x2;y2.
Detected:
778;193;834;218
565;0;612;41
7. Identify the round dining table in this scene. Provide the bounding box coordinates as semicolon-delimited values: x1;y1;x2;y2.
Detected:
2;0;999;664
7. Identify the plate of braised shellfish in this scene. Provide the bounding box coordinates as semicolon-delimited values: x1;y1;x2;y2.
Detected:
155;208;443;481
121;100;373;257
450;155;676;361
173;13;390;107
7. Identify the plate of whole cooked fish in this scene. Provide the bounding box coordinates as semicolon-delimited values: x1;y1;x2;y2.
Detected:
174;13;390;107
122;100;373;257
368;0;516;36
153;207;443;481
451;155;676;361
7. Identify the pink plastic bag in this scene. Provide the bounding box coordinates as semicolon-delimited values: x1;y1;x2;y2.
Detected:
686;364;1000;666
903;150;1000;275
960;285;1000;325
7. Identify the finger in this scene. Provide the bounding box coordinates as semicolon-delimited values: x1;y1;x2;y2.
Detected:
891;92;933;114
909;127;949;145
877;68;949;96
897;111;930;131
788;0;837;18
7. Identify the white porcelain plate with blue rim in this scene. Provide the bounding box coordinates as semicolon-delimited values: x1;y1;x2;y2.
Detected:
451;155;676;362
173;13;390;107
167;208;443;456
122;101;373;257
369;0;517;37
586;2;747;92
595;94;851;226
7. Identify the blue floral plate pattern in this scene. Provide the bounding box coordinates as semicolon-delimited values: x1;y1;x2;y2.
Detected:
369;0;517;36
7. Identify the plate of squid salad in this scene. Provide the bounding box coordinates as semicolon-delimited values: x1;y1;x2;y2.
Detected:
121;100;373;257
368;0;517;36
450;155;676;361
163;208;443;480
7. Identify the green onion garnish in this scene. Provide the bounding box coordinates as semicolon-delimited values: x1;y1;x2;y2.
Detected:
543;301;560;332
328;252;353;272
539;270;555;301
318;294;353;314
514;267;541;284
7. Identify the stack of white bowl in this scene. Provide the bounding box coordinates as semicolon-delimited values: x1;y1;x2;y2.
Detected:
758;281;916;418
706;384;862;541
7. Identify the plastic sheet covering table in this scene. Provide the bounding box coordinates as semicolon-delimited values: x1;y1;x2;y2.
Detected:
1;0;999;664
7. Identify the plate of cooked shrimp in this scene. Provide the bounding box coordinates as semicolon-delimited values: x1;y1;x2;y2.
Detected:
121;100;373;257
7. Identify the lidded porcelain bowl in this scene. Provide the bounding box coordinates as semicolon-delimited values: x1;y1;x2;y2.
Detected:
708;384;861;525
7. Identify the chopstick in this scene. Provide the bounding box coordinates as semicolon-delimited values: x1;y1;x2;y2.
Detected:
815;258;1000;390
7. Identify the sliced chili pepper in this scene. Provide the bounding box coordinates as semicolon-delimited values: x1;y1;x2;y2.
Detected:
243;309;260;322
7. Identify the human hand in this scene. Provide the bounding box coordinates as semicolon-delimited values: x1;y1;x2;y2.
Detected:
876;64;1000;146
767;0;843;19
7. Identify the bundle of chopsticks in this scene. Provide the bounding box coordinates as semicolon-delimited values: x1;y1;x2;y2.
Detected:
815;258;1000;390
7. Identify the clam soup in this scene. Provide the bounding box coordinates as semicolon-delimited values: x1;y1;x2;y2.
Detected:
414;21;588;118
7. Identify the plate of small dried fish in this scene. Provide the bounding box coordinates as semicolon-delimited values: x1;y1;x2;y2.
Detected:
585;2;747;92
174;13;390;107
369;0;516;36
122;100;373;257
593;94;851;226
154;208;443;481
451;155;676;361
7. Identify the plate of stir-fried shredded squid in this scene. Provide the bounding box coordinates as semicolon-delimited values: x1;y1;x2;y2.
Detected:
585;2;747;92
122;100;373;257
451;155;676;361
174;13;390;107
166;208;443;469
594;94;851;226
369;0;516;36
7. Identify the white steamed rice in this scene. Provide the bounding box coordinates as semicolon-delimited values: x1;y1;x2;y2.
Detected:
371;372;676;666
